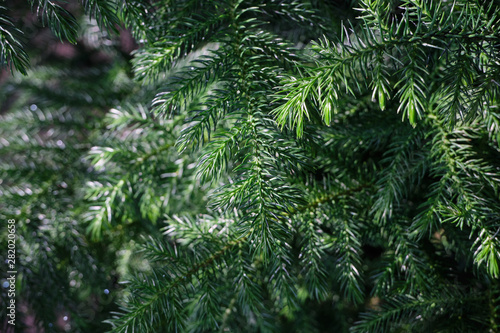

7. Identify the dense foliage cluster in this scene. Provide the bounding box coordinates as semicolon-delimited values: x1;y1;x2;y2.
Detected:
1;0;500;332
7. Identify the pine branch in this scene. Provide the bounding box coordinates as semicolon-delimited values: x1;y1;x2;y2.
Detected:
0;6;29;74
28;0;79;43
107;235;247;333
81;0;120;32
352;290;487;333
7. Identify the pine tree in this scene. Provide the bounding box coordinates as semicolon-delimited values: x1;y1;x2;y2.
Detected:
1;0;500;332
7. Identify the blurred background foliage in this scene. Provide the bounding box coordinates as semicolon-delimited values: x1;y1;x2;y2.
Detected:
1;0;500;332
0;1;138;331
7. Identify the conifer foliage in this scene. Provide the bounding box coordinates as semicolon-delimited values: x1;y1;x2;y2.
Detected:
1;0;500;332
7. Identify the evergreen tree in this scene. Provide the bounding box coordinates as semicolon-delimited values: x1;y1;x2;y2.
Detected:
1;0;500;332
